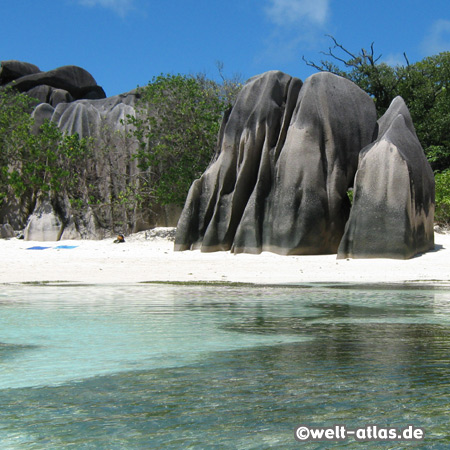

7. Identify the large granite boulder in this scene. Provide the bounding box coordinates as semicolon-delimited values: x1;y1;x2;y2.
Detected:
34;90;139;136
27;85;74;106
5;65;106;101
0;60;40;84
175;70;302;252
337;97;435;259
175;71;377;254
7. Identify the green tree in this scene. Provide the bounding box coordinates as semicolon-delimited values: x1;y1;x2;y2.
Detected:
0;86;91;206
303;36;450;171
127;73;239;206
434;170;450;226
396;53;450;171
0;86;37;203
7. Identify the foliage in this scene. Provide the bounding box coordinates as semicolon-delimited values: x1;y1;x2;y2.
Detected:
0;86;36;203
434;170;450;225
0;86;91;206
396;53;450;171
1;69;242;233
126;73;241;206
303;36;450;171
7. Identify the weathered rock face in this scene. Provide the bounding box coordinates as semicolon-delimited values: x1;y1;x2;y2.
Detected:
29;90;161;240
31;90;139;136
175;71;303;252
337;97;435;259
175;71;378;254
1;60;182;240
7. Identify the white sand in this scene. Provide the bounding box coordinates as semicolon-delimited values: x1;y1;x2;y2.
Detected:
1;228;449;285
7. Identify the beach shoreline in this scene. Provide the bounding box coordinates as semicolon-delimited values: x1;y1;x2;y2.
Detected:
1;228;449;286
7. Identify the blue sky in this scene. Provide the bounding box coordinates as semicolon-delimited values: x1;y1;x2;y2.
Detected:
1;0;449;97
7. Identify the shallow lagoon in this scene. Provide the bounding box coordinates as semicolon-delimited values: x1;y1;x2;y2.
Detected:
0;283;449;449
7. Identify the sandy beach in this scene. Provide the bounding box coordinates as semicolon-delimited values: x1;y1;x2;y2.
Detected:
0;228;448;285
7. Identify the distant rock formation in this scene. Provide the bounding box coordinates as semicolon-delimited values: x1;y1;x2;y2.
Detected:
175;71;435;259
0;60;105;106
0;60;180;240
0;61;40;83
23;198;65;241
337;97;435;259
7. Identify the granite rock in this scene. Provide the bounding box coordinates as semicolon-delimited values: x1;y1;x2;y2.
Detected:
175;71;377;254
0;60;41;84
337;97;435;259
24;199;64;241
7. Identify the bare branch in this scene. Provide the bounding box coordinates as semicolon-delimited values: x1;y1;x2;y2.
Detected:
403;52;410;67
326;34;358;61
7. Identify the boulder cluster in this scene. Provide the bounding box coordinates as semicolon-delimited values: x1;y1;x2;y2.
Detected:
0;60;106;105
0;62;435;258
0;60;180;240
175;71;435;259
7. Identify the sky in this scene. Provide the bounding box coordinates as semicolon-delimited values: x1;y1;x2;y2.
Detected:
1;1;449;97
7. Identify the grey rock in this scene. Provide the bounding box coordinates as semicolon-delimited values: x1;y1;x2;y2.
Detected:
27;85;73;107
28;88;171;237
337;97;435;259
0;223;15;239
175;71;377;254
0;190;34;230
26;85;53;104
6;65;106;100
31;103;55;131
0;60;40;84
24;199;64;241
59;218;82;240
1;61;177;238
49;88;74;106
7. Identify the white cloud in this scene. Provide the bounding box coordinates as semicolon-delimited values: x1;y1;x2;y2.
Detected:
421;19;450;55
264;0;329;27
77;0;135;17
257;0;330;68
382;53;407;67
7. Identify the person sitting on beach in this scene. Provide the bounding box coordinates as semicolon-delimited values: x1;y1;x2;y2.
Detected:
113;234;125;243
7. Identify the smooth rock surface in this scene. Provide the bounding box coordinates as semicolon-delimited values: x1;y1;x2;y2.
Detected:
0;60;41;84
24;199;64;241
337;97;435;259
5;65;105;100
175;71;377;254
0;223;15;239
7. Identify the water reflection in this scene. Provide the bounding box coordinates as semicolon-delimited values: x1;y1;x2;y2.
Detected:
0;284;449;449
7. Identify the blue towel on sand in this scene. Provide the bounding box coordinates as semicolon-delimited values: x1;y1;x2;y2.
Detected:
26;245;78;250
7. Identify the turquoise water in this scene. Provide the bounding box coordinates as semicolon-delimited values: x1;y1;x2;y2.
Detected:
0;283;449;449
